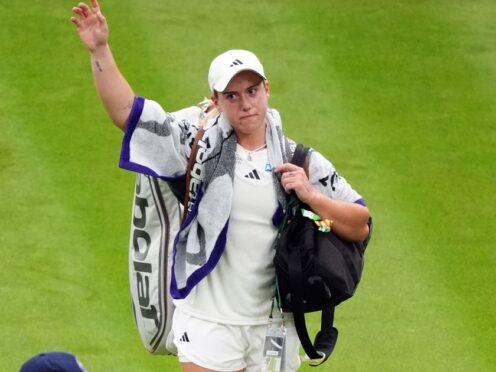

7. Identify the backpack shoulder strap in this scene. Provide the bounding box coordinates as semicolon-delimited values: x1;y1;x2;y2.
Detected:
287;144;309;207
291;144;309;168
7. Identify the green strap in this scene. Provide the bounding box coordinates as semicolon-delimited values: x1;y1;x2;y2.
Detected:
301;208;321;221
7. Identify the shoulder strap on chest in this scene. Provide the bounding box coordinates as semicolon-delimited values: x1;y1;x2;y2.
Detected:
181;105;219;224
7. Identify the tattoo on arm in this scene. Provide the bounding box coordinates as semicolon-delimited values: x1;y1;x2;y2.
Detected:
95;60;103;72
123;100;133;110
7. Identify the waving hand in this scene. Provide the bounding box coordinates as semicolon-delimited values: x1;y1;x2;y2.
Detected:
71;0;108;51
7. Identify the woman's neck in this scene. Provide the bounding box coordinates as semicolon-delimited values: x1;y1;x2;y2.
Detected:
235;131;266;151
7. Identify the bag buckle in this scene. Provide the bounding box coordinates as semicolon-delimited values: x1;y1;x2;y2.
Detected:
300;351;327;366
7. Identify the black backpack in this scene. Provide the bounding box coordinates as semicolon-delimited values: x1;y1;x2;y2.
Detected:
274;144;372;365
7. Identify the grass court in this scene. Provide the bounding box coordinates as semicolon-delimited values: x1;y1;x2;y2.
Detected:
1;1;495;370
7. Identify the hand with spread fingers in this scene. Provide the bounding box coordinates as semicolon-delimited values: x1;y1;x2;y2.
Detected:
70;0;108;52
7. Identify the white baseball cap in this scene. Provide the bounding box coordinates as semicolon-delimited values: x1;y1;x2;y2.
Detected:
208;49;266;92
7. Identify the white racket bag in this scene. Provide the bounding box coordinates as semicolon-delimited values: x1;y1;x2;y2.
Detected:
127;102;216;355
129;173;182;354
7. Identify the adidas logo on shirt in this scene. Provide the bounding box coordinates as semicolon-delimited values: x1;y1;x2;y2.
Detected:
244;169;260;180
179;332;190;342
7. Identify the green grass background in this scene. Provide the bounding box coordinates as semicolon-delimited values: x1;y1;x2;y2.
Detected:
1;0;495;371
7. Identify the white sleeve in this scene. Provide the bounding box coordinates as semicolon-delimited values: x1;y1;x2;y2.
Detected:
308;150;364;204
119;96;202;180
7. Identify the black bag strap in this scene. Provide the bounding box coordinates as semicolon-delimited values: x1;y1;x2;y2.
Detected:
181;104;218;224
291;143;309;174
287;144;338;365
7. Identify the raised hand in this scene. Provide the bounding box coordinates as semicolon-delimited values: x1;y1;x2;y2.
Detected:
71;0;108;51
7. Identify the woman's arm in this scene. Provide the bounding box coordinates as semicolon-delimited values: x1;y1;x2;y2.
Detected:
71;0;134;130
276;162;370;242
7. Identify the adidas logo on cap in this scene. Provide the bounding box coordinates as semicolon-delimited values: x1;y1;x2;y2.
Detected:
230;59;243;67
